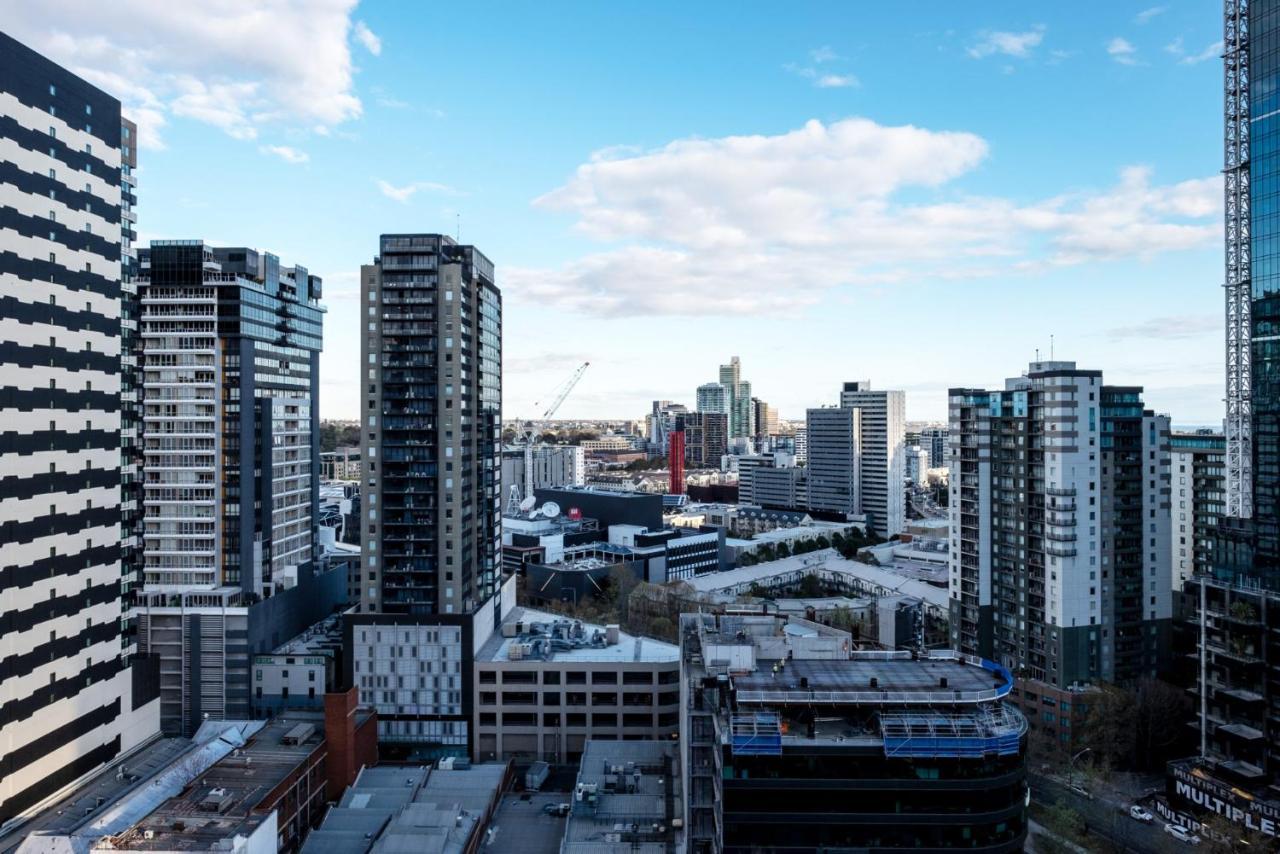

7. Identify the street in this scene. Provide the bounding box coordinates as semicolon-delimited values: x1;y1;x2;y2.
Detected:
1030;772;1186;854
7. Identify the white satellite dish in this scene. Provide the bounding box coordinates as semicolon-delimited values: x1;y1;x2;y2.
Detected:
541;501;561;519
519;496;537;512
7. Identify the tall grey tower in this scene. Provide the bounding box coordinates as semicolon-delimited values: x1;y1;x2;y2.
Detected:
360;235;502;615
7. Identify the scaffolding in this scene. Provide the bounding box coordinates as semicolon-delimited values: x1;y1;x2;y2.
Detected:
730;713;783;756
880;705;1026;759
1225;0;1253;519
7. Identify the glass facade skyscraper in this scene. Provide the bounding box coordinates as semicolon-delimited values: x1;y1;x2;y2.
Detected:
1221;0;1280;586
1250;2;1280;577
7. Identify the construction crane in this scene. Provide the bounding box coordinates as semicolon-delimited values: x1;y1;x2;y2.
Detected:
508;361;590;514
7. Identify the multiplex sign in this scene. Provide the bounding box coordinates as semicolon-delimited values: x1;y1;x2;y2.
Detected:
1170;765;1280;838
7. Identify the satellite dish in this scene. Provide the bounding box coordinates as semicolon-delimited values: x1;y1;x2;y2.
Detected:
519;496;537;512
541;501;561;519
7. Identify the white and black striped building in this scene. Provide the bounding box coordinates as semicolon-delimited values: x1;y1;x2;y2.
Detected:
0;33;159;828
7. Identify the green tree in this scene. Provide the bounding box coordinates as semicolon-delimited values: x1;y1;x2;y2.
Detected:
775;541;792;559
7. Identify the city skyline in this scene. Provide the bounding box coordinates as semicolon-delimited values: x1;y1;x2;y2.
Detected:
0;2;1228;424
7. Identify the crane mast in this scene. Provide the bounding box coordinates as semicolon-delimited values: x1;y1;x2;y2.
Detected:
516;361;590;510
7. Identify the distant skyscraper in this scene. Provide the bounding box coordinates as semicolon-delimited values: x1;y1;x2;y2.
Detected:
361;234;502;616
684;411;728;468
0;33;159;824
805;408;861;516
696;382;728;414
839;382;906;536
753;398;778;438
920;426;949;470
948;361;1171;688
718;356;754;439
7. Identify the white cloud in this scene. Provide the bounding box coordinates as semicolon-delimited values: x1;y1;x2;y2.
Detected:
260;144;309;164
1106;315;1219;340
967;26;1045;59
352;20;381;56
1164;37;1185;55
376;179;457;203
815;74;859;89
810;46;839;63
511;118;1220;317
1180;40;1223;65
786;61;859;89
1107;37;1139;65
1134;6;1167;24
3;0;366;148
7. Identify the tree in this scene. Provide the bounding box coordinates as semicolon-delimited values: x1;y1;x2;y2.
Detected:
1133;678;1192;770
1040;801;1085;843
1080;683;1137;773
775;541;792;559
1198;813;1273;853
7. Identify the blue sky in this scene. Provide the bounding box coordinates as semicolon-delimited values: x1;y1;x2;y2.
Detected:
7;1;1227;424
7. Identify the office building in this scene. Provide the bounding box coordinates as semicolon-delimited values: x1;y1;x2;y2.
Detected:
359;234;502;615
134;241;340;736
1158;13;1280;840
683;411;728;468
906;445;929;486
793;426;807;464
473;609;680;764
948;361;1172;690
501;444;584;495
681;612;1028;853
251;615;343;718
753;398;778;438
696;382;727;414
840;381;906;536
718;356;754;439
805;407;861;516
749;466;807;510
0;34;161;827
1220;0;1279;588
921;426;949;470
1170;431;1226;591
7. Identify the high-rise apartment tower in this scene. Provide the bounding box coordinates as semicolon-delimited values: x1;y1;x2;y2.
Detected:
0;33;159;825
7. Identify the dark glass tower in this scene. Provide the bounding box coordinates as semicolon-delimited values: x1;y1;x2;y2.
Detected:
1223;1;1280;585
360;235;502;616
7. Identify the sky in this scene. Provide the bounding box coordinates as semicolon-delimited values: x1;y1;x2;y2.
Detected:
3;2;1228;425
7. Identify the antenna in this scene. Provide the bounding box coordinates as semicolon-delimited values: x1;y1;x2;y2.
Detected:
541;501;561;519
1050;334;1055;360
519;495;536;513
456;212;461;242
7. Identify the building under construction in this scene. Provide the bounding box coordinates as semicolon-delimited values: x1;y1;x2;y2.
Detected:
680;612;1028;853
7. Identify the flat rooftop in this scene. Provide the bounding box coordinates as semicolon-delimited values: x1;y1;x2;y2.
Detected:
106;715;326;850
562;741;681;854
0;738;191;851
477;608;678;665
733;656;1004;698
684;549;949;612
302;763;508;854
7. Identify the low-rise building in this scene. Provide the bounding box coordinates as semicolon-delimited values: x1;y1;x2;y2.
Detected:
474;608;680;764
252;615;344;717
302;761;509;854
562;740;683;853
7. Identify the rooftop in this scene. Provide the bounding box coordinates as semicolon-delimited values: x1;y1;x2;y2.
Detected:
682;549;949;613
104;715;326;850
302;762;509;854
270;614;344;657
477;608;678;665
562;741;681;854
